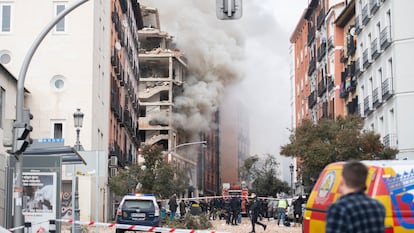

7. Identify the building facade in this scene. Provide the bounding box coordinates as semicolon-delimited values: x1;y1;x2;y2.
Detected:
219;93;250;187
290;0;414;192
354;0;414;159
0;0;143;222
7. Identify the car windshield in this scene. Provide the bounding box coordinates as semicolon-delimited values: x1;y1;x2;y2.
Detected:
123;200;154;210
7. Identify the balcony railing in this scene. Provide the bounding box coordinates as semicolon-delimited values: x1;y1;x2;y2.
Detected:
381;78;393;101
317;41;327;61
380;26;391;50
372;87;382;108
355;58;361;76
370;0;379;15
308;57;316;75
347;34;356;56
348;61;356;78
383;133;397;148
362;5;370;25
362;49;371;69
371;38;380;60
317;9;325;30
318;78;327;97
364;96;373;116
308;25;316;45
308;90;317;109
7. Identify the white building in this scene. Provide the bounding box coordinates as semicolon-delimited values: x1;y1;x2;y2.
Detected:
355;0;414;159
0;0;114;222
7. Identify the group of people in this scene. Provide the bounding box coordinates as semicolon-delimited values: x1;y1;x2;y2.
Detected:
166;161;385;233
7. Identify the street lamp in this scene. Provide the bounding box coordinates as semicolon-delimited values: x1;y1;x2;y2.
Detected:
73;108;84;150
72;108;83;233
289;162;294;196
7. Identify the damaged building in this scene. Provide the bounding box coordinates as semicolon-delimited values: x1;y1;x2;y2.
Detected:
137;6;201;196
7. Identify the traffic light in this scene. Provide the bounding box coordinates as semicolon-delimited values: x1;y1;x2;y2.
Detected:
216;0;242;20
10;108;33;155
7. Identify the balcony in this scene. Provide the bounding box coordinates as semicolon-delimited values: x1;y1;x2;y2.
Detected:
380;27;391;50
371;38;380;60
347;98;359;115
372;88;382;108
370;0;379;15
316;9;325;30
355;58;361;76
109;143;126;166
363;49;372;69
318;78;327;97
308;57;316;76
308;90;317;109
383;134;397;148
381;78;393;101
317;41;327;61
362;5;370;25
364;96;373;116
347;61;356;78
308;25;316;46
327;76;334;92
347;34;356;56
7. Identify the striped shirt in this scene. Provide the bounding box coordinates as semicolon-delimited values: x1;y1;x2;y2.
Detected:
326;192;385;233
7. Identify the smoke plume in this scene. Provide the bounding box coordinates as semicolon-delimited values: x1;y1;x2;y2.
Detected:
141;0;245;133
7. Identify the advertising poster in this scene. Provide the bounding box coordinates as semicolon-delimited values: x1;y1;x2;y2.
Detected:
22;172;56;232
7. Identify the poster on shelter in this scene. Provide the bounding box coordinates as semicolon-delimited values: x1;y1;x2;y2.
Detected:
22;172;56;232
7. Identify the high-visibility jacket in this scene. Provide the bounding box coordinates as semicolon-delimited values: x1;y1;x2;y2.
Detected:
278;199;287;208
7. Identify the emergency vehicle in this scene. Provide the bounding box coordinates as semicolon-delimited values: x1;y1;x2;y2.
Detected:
222;182;249;215
304;160;414;233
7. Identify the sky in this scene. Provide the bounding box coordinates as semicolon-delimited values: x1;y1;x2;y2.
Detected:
140;0;310;181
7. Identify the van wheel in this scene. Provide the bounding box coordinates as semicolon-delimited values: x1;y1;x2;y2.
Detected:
115;229;124;233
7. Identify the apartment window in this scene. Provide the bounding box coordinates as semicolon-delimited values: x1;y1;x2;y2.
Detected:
387;58;393;79
1;3;11;32
53;123;63;139
379;116;384;136
54;2;66;32
378;68;383;83
0;87;4;128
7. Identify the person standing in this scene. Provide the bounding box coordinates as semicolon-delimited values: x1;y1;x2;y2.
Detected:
326;161;385;233
230;196;241;225
249;193;267;233
276;197;288;226
292;195;305;227
168;194;178;219
179;199;186;219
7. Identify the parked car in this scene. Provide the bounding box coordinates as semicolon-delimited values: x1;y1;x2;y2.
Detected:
115;193;161;233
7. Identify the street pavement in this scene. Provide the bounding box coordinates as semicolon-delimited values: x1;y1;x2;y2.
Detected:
61;218;303;233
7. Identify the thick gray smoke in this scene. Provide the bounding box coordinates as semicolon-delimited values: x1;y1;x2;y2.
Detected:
141;0;245;133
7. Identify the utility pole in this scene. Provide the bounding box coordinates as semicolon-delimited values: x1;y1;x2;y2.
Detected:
10;1;90;231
